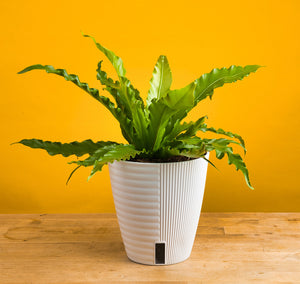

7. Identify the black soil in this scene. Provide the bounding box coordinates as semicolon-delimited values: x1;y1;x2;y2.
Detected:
129;156;196;163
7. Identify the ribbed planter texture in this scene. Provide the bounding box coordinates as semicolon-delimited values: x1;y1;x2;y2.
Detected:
108;154;209;265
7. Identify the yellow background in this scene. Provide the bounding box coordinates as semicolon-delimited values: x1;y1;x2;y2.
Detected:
0;0;299;213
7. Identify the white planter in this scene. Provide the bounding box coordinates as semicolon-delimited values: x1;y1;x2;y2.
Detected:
108;154;209;265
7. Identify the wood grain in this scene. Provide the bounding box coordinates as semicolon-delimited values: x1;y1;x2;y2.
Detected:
0;213;299;283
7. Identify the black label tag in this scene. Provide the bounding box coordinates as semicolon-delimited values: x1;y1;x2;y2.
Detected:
155;243;165;264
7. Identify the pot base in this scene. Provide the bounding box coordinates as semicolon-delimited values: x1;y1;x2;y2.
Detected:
127;254;190;266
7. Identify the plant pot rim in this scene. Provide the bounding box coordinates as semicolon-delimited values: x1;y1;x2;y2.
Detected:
110;154;209;166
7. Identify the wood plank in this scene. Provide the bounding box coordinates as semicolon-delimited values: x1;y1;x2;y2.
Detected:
0;213;300;283
0;213;116;219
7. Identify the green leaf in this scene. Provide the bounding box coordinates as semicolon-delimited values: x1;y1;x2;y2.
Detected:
161;109;189;146
203;138;253;189
147;82;196;152
71;144;142;180
119;77;144;119
227;152;253;189
199;126;246;153
69;144;118;167
147;101;175;152
66;165;82;185
86;34;145;106
14;139;119;157
17;64;115;110
118;77;149;149
96;60;121;90
82;33;126;77
203;138;238;158
164;82;195;109
18;64;108;104
155;83;196;143
202;157;219;170
18;64;136;144
176;136;203;146
84;33;146;123
131;100;150;149
89;144;142;179
163;65;261;132
162;142;206;159
146;55;172;105
194;65;262;105
176;116;207;139
95;61;147;149
18;64;101;102
160;118;187;147
165;135;206;158
176;147;206;158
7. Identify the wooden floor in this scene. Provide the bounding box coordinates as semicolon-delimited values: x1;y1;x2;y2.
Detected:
0;213;300;283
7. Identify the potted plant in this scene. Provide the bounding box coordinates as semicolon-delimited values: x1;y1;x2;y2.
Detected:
16;34;261;265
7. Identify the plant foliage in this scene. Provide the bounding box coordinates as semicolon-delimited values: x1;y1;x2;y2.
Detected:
16;34;261;189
